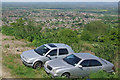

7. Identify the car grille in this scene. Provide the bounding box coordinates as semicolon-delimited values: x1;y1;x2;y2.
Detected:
23;56;27;60
47;65;52;70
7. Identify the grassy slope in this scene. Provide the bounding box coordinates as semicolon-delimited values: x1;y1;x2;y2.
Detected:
2;34;51;78
2;34;119;78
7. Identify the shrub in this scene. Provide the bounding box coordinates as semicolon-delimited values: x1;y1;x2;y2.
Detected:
80;30;92;41
89;70;118;78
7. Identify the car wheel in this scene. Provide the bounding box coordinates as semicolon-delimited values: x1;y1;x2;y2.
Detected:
62;73;70;78
33;61;42;69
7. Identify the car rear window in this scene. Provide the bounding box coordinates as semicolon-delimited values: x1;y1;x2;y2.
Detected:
99;58;107;64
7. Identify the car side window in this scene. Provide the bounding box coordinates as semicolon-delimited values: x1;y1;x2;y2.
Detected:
48;49;57;56
59;48;68;55
80;60;89;67
89;60;102;67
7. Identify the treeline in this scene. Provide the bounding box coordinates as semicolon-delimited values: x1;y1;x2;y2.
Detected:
2;18;119;62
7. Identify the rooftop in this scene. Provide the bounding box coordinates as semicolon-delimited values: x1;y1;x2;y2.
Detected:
74;53;99;60
46;43;70;48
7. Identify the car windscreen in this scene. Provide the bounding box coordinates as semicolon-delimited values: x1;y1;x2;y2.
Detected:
63;54;81;66
34;45;50;56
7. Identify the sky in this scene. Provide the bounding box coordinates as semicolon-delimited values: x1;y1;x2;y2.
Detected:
1;0;120;2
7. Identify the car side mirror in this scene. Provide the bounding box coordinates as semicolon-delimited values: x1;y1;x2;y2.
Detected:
47;55;50;57
78;65;83;70
78;65;82;68
46;55;52;60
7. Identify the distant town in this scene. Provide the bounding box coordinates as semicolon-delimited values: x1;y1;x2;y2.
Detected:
2;2;118;30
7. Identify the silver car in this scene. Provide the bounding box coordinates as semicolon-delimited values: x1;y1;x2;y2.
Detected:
20;43;74;69
44;53;115;78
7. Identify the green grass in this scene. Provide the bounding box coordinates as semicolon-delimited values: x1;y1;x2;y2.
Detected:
3;53;50;78
89;70;118;78
4;38;9;40
3;52;119;78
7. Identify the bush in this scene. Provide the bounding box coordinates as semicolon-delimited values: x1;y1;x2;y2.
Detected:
2;26;14;36
81;30;92;41
57;29;79;45
89;70;118;78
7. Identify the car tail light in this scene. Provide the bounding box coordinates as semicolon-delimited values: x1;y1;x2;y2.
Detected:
112;66;115;72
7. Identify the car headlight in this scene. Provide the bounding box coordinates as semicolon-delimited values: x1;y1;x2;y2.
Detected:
27;58;34;63
52;69;57;73
45;61;49;66
23;56;28;60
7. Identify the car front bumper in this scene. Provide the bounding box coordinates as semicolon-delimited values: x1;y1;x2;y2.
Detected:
44;65;61;77
21;56;33;67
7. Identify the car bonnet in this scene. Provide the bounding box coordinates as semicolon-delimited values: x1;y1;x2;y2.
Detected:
48;59;72;69
22;49;41;59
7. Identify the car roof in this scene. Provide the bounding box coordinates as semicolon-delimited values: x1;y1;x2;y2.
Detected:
74;53;99;60
46;43;70;48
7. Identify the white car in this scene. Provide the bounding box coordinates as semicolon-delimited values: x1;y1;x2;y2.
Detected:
44;53;115;78
21;43;74;69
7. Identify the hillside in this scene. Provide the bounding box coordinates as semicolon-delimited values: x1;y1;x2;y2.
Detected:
1;2;119;78
1;20;119;78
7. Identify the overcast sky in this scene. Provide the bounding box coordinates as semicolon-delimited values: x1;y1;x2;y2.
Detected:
1;0;120;2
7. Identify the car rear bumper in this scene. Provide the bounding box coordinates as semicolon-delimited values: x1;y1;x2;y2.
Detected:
107;70;115;73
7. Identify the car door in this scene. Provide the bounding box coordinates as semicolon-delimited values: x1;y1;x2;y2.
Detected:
46;49;58;60
72;60;90;77
72;59;103;77
88;59;103;74
58;48;69;59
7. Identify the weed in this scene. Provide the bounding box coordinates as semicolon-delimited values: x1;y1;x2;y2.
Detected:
4;38;9;40
11;38;15;40
4;44;10;48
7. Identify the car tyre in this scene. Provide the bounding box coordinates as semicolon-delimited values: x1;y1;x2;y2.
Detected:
62;73;70;78
33;61;42;69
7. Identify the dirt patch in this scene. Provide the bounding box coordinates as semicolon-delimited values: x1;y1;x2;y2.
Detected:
2;33;35;78
2;34;35;55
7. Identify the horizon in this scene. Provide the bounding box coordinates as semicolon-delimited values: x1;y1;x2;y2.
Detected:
1;2;119;3
1;0;119;2
0;1;120;3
